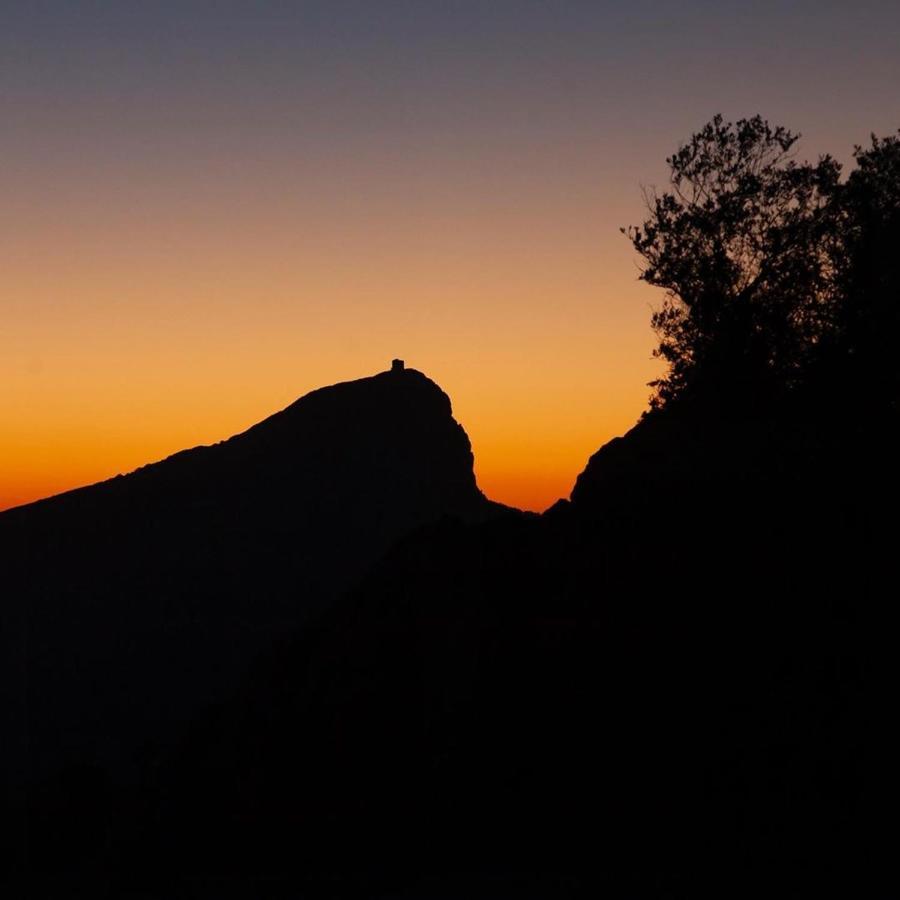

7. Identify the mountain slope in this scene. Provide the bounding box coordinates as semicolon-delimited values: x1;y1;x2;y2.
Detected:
2;364;509;796
120;402;900;896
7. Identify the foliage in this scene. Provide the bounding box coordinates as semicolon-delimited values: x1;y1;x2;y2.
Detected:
624;115;887;409
831;131;900;407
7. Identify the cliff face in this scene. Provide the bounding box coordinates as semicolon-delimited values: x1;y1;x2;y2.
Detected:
4;365;493;542
1;365;507;785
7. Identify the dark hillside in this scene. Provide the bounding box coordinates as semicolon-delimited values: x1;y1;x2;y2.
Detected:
118;402;900;896
2;364;510;886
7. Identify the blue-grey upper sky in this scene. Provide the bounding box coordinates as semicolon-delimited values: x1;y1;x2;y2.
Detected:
4;1;899;162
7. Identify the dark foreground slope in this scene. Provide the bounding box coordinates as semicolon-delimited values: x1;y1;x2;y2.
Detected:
2;365;509;884
124;402;900;897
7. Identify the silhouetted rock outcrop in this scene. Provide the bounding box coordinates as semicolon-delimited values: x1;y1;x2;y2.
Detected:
1;365;510;885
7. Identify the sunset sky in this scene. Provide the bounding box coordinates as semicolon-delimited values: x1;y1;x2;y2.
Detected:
3;1;899;511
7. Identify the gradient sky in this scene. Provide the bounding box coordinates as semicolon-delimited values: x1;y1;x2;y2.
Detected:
3;1;899;511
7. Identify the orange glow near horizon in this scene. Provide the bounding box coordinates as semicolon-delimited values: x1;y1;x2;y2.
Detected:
4;128;890;512
4;4;895;514
0;192;661;512
0;150;663;512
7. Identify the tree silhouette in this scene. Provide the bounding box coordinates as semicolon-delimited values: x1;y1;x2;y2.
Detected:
626;115;841;408
830;131;900;409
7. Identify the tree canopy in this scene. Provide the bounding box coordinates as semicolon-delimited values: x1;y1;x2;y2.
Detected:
627;115;900;412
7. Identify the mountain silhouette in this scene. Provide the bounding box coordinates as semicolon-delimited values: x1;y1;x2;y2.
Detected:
2;363;512;883
5;368;897;897
105;398;899;897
